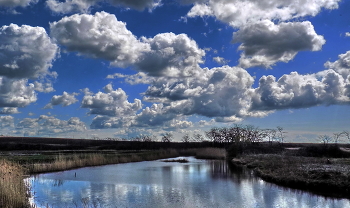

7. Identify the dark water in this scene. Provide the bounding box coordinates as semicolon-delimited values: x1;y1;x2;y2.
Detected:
27;157;350;208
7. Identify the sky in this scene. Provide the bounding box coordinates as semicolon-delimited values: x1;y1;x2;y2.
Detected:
0;0;350;142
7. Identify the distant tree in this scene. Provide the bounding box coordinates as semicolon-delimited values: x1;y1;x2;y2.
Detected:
333;132;344;144
181;134;191;143
343;131;350;142
276;126;287;144
318;134;333;146
161;133;173;142
193;133;204;142
262;129;276;144
141;135;155;142
205;127;222;143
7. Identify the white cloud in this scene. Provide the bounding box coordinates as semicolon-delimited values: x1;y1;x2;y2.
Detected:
233;20;326;68
346;32;350;37
0;0;38;8
136;33;205;77
44;91;79;109
187;0;340;28
164;119;193;130
46;0;99;14
143;65;255;118
324;51;350;79
50;12;148;68
0;24;58;79
34;81;55;93
0;77;37;108
213;56;229;65
51;12;205;77
133;103;177;127
250;67;350;111
0;107;19;114
46;0;161;14
0;116;14;128
17;115;87;135
90;115;134;129
81;84;142;117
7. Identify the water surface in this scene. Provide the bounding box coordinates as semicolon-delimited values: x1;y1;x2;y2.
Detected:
27;157;350;208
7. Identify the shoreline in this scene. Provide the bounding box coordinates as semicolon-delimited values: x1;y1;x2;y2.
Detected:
1;147;226;208
231;154;350;199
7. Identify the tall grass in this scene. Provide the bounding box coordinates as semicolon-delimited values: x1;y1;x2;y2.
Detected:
232;154;350;198
0;159;30;208
28;149;180;174
179;147;226;159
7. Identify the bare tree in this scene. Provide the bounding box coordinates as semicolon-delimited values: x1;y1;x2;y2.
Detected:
161;132;173;142
333;132;344;144
261;129;276;144
276;126;287;144
181;134;191;143
205;127;222;143
343;131;350;142
318;134;333;146
193;133;204;142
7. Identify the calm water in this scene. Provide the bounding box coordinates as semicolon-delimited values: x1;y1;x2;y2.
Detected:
27;157;350;208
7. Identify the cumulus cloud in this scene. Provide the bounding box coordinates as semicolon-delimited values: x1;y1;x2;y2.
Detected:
46;0;99;14
0;107;19;114
133;103;178;127
0;77;37;107
46;0;161;14
136;33;205;77
213;56;229;65
250;50;350;111
50;12;148;68
164;119;193;130
0;116;14;128
81;84;142;117
143;65;256;118
88;50;350;129
90;115;133;129
0;0;38;8
51;12;205;77
233;20;326;68
0;24;58;79
44;91;79;109
325;51;350;79
346;32;350;37
187;0;340;28
17;115;87;135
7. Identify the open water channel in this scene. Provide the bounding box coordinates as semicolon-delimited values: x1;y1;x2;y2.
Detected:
27;157;350;208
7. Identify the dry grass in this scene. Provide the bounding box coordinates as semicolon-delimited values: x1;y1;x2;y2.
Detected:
178;147;226;159
27;149;180;174
232;154;350;198
195;148;226;159
0;159;30;208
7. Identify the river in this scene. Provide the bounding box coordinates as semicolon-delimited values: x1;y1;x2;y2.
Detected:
27;157;350;208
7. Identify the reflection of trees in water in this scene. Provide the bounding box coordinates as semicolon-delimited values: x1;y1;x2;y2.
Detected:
52;179;64;187
209;160;258;183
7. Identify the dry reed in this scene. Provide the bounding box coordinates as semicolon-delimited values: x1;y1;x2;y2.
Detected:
0;159;30;208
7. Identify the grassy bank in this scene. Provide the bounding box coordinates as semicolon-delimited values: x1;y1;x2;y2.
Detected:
0;160;30;208
231;154;350;198
0;147;225;207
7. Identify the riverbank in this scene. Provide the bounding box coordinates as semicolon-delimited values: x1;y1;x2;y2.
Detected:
0;147;226;208
231;154;350;199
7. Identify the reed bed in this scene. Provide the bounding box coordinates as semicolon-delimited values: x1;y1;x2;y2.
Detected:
27;149;180;174
179;147;227;159
0;159;30;208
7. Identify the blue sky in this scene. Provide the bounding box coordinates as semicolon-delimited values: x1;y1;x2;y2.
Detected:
0;0;350;142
